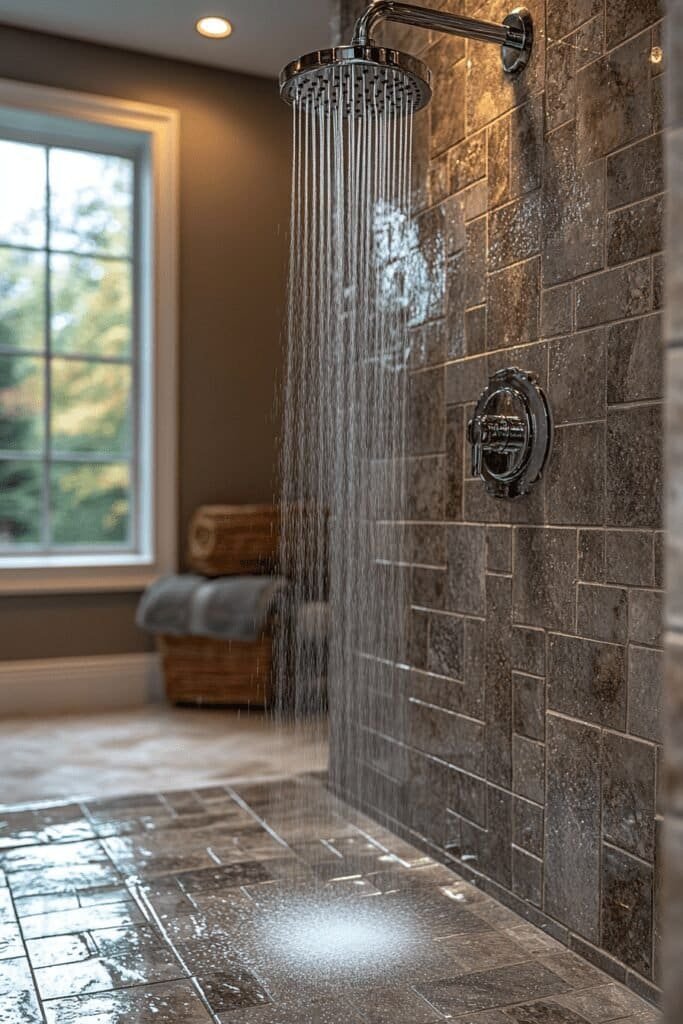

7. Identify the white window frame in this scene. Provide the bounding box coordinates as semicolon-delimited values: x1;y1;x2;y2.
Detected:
0;79;179;595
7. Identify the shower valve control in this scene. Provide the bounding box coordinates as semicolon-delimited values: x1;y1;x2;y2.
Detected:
467;367;552;499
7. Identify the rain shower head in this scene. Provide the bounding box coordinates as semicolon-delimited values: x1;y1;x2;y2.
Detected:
279;44;432;117
279;1;533;117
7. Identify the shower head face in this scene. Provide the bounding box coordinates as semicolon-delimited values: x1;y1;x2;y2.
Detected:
279;45;432;117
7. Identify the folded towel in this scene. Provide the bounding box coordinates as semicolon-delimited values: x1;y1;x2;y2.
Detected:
135;574;205;636
190;575;289;642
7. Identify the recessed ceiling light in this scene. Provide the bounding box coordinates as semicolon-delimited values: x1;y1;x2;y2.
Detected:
196;16;233;39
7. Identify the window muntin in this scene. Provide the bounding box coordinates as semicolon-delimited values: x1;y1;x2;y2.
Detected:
0;137;139;554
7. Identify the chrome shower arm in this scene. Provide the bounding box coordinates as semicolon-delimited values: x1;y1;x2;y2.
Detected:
352;0;526;52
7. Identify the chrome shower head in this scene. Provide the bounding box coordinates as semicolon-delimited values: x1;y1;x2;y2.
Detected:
279;3;533;117
279;44;432;117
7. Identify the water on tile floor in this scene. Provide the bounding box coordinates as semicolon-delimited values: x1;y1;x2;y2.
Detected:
0;774;659;1023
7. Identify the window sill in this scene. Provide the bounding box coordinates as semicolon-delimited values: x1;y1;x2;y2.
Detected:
0;556;171;595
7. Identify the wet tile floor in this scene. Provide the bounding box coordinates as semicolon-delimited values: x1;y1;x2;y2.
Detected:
0;774;661;1023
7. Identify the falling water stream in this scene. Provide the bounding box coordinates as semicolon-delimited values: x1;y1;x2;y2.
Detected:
248;68;429;983
276;69;417;823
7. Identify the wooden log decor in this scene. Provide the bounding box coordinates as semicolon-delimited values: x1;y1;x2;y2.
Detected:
187;504;279;577
158;634;273;707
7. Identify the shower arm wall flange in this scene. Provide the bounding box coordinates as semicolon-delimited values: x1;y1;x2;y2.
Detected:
352;1;533;75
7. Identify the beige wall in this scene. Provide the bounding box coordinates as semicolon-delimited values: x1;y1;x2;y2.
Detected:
0;25;291;660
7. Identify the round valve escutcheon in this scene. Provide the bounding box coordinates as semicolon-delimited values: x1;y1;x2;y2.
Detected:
467;367;552;499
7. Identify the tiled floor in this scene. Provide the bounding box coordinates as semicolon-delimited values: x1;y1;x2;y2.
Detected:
0;774;660;1023
0;708;327;804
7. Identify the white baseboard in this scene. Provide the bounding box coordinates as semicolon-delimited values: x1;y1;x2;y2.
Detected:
0;653;163;717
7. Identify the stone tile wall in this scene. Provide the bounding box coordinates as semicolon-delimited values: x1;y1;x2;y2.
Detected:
334;0;665;1005
664;3;683;1023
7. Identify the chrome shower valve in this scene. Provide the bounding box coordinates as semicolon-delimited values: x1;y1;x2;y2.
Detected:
467;367;552;499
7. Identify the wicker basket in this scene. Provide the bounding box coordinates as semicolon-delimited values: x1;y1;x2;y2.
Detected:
187;504;279;577
158;634;273;707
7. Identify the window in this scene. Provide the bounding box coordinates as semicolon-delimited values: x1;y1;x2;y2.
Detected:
0;81;178;593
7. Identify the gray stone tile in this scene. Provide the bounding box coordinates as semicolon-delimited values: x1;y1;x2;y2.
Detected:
449;131;487;195
487;526;512;573
543;123;604;286
629;646;663;742
446;524;486;615
629;590;663;647
487;258;540;350
42;980;213;1023
0;957;42;1023
511;626;546;677
578;530;605;582
427;614;464;679
349;985;444;1024
512;672;545;742
408;455;446;521
602;732;656;860
548;330;606;423
465;306;487;356
555;982;650;1022
512;735;545;805
416;962;571;1015
574;13;604;70
436;928;528;973
503;999;590;1022
606;405;663;529
510;96;544;200
485;573;513;789
513;528;577;630
575;260;651;330
546;423;605;526
576;31;652;163
513;798;544;859
548;633;626;728
511;847;543;907
430;42;466;157
35;945;186;1001
445;405;464;520
19;901;143;940
27;933;94;969
547;0;602;39
445;354;488;405
605;530;654;586
546;42;576;131
602;845;653;978
407;700;485;777
541;284;573;339
488;193;541;272
577;584;628;643
606;315;663;404
488;115;510;208
408;368;446;456
545;715;602;941
605;0;663;49
465;217;487;307
607;133;664;210
410;322;448;371
607;193;664;266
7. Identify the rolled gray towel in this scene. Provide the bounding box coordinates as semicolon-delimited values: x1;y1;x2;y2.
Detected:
135;574;205;635
190;575;289;642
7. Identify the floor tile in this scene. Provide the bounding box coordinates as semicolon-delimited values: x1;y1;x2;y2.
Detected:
8;863;121;898
349;984;446;1022
20;900;145;939
0;921;24;960
0;957;42;1023
195;967;270;1013
415;962;572;1014
554;982;650;1021
0;776;661;1024
43;979;212;1023
35;945;186;1000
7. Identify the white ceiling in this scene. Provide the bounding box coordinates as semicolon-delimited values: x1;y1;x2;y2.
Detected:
0;1;335;79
